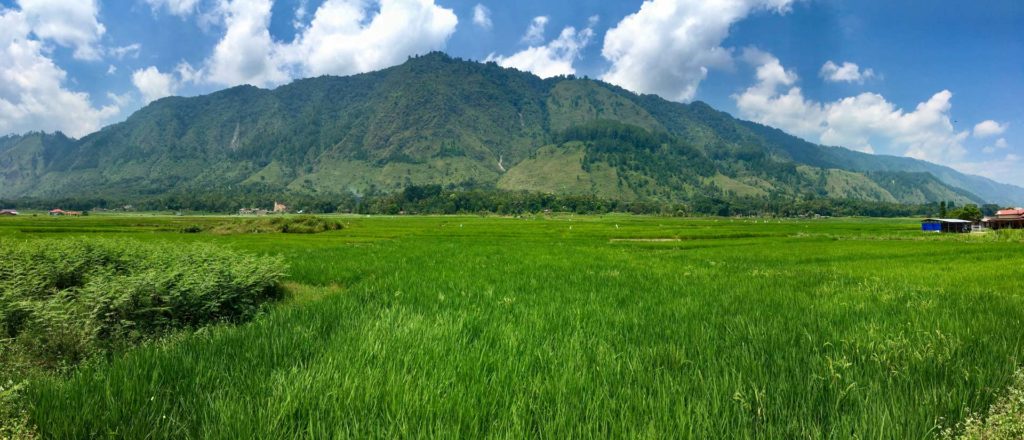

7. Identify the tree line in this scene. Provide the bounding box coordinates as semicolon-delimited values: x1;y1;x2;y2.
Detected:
2;185;979;218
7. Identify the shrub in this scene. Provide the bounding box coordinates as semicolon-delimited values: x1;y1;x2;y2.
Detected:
211;216;344;234
0;238;286;370
943;369;1024;439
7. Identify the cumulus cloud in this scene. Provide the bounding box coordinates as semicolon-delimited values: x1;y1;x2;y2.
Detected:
601;0;795;102
281;0;458;78
521;16;548;45
486;17;595;79
472;4;492;30
973;120;1007;138
204;0;289;87
132;66;179;104
0;5;119;137
820;60;874;83
16;0;106;60
144;0;201;17
734;49;971;165
184;0;457;87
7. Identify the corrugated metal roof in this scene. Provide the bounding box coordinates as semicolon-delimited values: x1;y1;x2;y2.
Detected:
922;218;973;223
996;209;1024;216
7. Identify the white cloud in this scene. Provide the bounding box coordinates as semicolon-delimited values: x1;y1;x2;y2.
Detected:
0;5;119;137
106;64;116;75
489;30;592;79
132;66;178;104
144;0;201;17
109;43;141;59
820;60;874;83
486;19;595;79
734;49;971;165
191;0;458;87
521;16;548;45
106;91;132;108
175;61;201;84
472;4;492;30
204;0;289;87
16;0;106;60
293;0;308;30
280;0;458;79
973;120;1007;138
601;0;795;102
982;138;1009;154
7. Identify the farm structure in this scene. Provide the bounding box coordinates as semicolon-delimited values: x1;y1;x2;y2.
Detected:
48;209;82;216
982;208;1024;230
921;218;973;233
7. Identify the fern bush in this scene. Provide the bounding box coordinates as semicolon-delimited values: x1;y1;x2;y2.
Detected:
0;238;286;369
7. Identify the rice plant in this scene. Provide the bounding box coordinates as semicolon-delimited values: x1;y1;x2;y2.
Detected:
2;215;1023;438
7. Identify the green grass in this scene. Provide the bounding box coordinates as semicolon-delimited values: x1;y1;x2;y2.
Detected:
2;214;1024;438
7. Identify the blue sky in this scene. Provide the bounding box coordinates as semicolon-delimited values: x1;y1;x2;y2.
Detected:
1;0;1021;184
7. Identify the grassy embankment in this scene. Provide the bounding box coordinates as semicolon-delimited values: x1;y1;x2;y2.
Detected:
2;214;1024;438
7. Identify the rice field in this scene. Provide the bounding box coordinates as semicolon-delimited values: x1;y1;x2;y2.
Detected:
3;214;1024;438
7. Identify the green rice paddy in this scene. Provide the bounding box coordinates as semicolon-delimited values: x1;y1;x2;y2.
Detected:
3;214;1024;438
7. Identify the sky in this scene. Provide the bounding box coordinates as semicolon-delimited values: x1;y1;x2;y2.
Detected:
1;0;1021;185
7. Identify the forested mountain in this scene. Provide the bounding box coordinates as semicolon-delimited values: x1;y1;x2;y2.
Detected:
1;52;1020;207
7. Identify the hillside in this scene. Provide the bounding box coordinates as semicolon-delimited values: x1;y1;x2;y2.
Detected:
1;52;1019;206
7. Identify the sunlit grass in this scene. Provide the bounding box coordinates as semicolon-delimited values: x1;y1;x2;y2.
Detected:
3;215;1023;437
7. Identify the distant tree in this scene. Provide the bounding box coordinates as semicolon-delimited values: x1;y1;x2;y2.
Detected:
951;204;983;222
939;201;948;217
981;204;1001;216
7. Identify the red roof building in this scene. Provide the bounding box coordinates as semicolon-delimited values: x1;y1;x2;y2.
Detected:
995;208;1024;219
984;208;1024;230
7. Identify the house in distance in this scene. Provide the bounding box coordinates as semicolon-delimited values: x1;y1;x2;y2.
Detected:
240;202;289;216
982;208;1024;230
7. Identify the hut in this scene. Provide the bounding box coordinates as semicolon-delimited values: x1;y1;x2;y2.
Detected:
921;218;973;233
0;209;18;216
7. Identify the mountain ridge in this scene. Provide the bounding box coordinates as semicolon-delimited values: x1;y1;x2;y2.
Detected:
1;52;1020;206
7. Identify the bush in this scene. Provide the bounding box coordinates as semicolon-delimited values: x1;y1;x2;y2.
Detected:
0;238;286;370
211;215;344;234
943;369;1024;439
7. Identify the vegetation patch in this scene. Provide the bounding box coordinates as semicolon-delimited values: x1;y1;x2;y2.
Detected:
944;369;1024;439
0;237;285;437
208;215;344;234
4;216;1024;438
0;238;286;371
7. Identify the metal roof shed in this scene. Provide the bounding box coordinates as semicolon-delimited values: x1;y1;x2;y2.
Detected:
921;218;973;233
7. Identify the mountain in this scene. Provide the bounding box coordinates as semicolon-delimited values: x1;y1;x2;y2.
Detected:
1;52;1020;206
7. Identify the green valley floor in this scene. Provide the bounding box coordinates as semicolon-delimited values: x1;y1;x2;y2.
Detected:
2;214;1024;438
